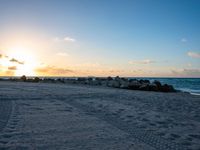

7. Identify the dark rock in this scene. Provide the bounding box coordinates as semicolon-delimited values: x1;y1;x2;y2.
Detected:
107;76;113;81
114;76;120;81
153;80;162;88
120;81;129;89
20;75;26;82
77;78;86;81
107;80;120;88
139;79;150;84
139;84;150;91
34;77;40;82
57;78;65;83
161;84;175;92
128;80;141;90
149;83;159;91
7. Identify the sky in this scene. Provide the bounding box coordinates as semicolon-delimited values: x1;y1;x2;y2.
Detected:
0;0;200;77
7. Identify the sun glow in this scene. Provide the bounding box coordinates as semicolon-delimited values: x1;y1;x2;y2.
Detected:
7;47;37;76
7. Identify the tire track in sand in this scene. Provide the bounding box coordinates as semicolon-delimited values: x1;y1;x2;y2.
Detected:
62;98;186;150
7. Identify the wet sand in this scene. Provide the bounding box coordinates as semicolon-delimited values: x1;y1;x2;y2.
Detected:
0;81;200;150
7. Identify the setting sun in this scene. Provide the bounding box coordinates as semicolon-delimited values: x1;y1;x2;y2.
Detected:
6;47;37;76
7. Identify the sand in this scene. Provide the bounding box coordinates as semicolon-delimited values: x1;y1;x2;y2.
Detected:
0;81;200;150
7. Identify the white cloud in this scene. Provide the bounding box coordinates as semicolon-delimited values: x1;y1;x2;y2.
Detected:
129;59;156;65
64;37;76;42
57;52;69;57
181;38;187;42
53;36;76;43
187;51;200;58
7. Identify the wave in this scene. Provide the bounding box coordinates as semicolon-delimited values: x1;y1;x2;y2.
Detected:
178;88;200;96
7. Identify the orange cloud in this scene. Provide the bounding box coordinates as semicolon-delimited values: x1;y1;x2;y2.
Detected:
8;66;17;70
35;66;74;76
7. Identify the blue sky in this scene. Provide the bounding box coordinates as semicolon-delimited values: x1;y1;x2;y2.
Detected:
0;0;200;77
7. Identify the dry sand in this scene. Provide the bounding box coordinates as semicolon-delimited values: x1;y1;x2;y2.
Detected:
0;81;200;150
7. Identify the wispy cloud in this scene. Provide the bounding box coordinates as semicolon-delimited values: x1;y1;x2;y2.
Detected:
187;51;200;58
181;38;187;42
64;37;76;42
10;58;24;64
56;52;69;57
53;36;76;43
8;66;17;70
129;59;156;65
171;68;200;77
35;66;74;76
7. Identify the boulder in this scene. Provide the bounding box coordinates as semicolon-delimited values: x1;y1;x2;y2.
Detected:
77;77;86;82
139;84;150;91
149;83;159;91
114;76;120;81
20;75;26;82
139;79;150;84
128;80;141;90
153;80;162;89
107;80;120;88
161;84;175;92
107;76;113;81
120;81;129;89
34;77;40;82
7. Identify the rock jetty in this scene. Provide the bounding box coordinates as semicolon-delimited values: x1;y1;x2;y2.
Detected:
3;75;176;93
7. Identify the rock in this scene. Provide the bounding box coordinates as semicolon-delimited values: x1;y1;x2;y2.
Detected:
77;78;86;82
128;80;141;90
139;79;150;84
114;76;120;81
161;84;175;92
57;78;65;83
139;84;150;91
34;77;40;82
107;80;120;88
149;83;159;91
153;80;162;89
120;81;129;89
20;75;26;82
107;76;113;81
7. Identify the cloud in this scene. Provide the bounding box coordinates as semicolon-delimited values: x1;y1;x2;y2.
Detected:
10;58;24;65
181;38;187;42
171;68;200;77
8;66;17;70
129;59;156;65
35;66;74;76
56;52;69;57
53;36;76;43
187;51;200;58
10;58;24;64
64;37;76;42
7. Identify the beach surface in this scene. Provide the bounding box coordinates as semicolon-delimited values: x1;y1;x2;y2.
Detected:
0;81;200;150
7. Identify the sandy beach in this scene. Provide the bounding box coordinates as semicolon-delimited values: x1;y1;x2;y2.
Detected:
0;81;200;150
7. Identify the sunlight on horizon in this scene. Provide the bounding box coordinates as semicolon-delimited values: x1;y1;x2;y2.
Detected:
6;46;37;76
